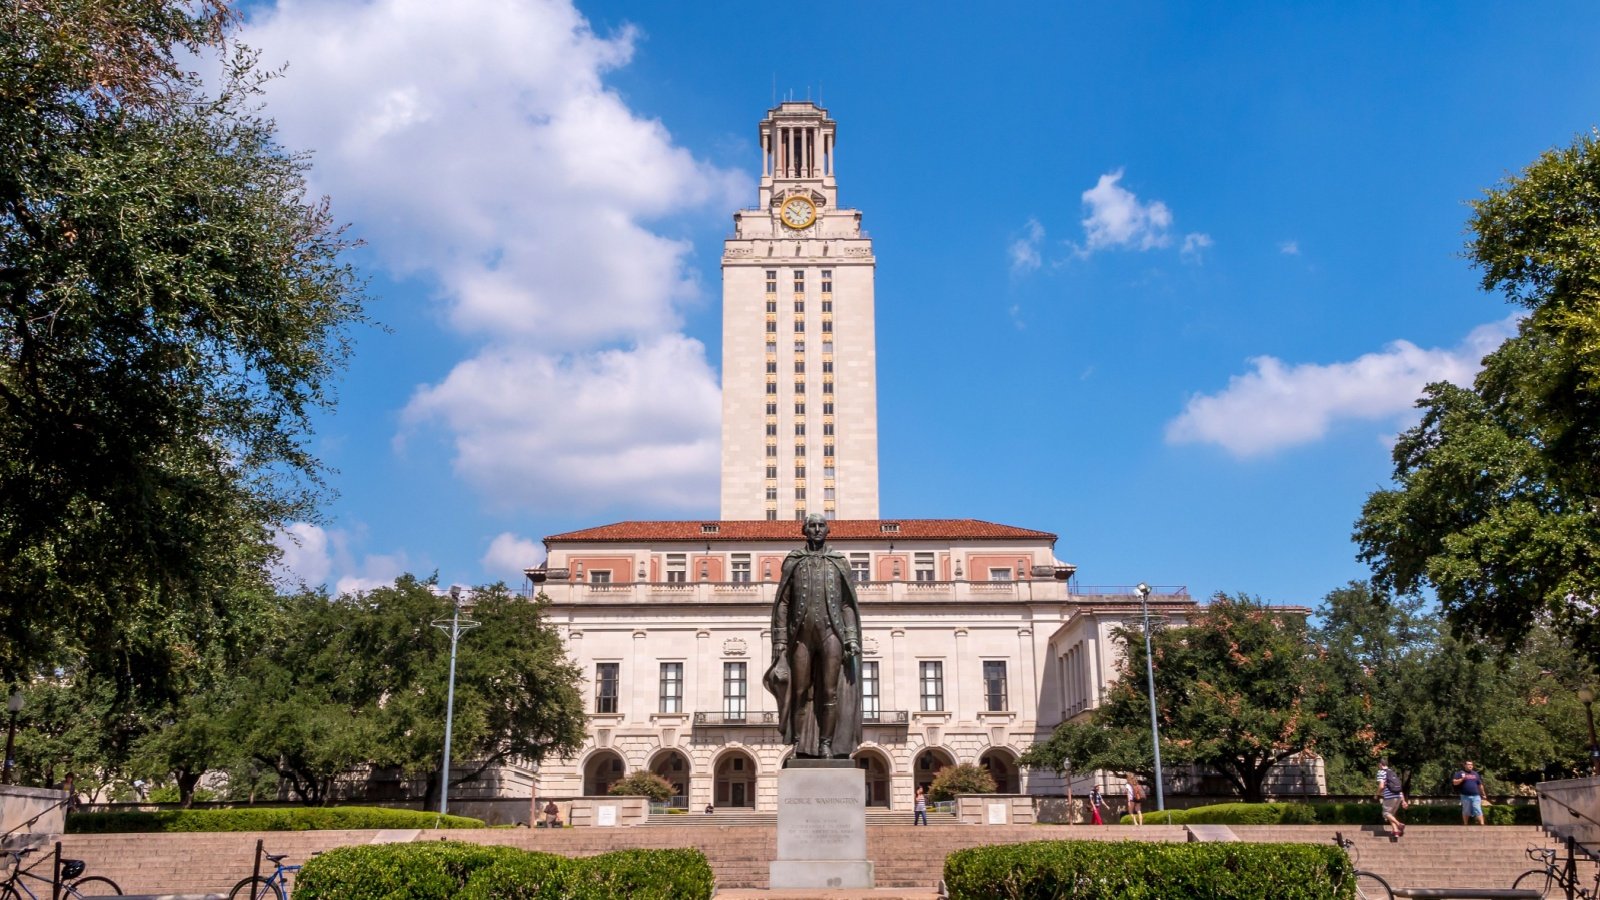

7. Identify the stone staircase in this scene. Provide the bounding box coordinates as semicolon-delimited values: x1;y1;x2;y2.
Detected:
642;808;959;827
51;822;1591;893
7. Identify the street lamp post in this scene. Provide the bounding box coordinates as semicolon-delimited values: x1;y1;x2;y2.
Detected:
1134;583;1165;812
432;587;480;817
3;690;23;785
1579;687;1599;778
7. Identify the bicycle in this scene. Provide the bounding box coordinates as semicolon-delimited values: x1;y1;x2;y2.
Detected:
227;843;305;900
1333;832;1395;900
0;845;121;898
1511;844;1599;899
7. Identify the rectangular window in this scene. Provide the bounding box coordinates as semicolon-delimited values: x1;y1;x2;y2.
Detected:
914;552;936;582
822;381;833;394
765;486;777;501
920;661;945;712
821;270;832;292
766;381;777;395
984;661;1008;711
724;662;748;717
766;299;777;313
794;318;805;333
766;444;777;457
795;486;806;500
794;402;806;415
766;509;777;521
822;299;833;313
766;402;777;415
792;269;804;289
794;300;805;313
795;340;805;353
732;553;751;582
989;568;1012;581
824;466;835;478
766;320;777;333
795;443;806;456
822;359;834;373
849;552;870;584
765;269;777;282
794;381;805;394
665;553;687;583
823;422;834;435
795;465;806;478
794;360;805;373
824;443;835;458
822;320;833;333
766;340;776;354
766;465;777;478
824;486;835;500
659;662;683;713
766;360;778;373
766;423;777;436
823;401;834;415
589;570;611;584
794;422;805;436
595;662;619;714
862;661;880;719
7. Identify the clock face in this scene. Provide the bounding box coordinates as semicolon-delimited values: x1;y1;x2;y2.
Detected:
780;196;816;230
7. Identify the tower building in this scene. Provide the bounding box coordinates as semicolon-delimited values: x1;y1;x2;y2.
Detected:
720;102;879;521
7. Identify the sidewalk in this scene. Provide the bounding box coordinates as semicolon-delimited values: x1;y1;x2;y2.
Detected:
714;891;940;899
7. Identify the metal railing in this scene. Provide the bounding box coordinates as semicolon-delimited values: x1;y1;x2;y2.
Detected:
693;711;779;726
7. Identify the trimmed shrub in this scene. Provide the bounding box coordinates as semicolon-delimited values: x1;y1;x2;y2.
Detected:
299;843;714;900
1121;802;1317;826
1120;800;1540;827
945;840;1353;900
928;763;997;802
295;842;521;900
66;806;485;833
606;770;675;802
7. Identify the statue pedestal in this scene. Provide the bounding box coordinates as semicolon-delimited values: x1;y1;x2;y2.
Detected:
770;760;874;889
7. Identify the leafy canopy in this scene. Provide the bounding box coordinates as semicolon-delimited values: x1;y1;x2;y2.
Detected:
0;0;367;689
1356;131;1600;667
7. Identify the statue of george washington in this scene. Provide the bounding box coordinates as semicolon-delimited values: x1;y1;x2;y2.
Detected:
763;513;864;759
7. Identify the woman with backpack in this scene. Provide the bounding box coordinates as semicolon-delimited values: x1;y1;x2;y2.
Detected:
1121;773;1145;826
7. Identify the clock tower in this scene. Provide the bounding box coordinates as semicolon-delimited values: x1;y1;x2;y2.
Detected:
720;102;879;521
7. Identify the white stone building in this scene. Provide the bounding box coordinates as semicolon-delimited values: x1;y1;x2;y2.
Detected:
524;520;1195;811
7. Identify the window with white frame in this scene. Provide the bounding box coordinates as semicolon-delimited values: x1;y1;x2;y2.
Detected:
988;567;1012;582
849;553;870;584
920;661;944;711
914;552;936;582
595;662;619;714
589;570;611;584
983;660;1008;711
731;554;752;583
862;661;880;719
665;554;687;583
724;662;747;718
659;662;683;713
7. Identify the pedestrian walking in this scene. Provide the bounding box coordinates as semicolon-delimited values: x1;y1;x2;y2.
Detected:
1088;785;1106;825
1376;758;1407;838
913;786;928;826
1122;774;1145;826
1452;760;1485;825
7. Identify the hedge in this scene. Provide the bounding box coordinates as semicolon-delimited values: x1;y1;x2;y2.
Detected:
297;843;715;900
66;806;486;833
1122;800;1539;826
945;840;1353;900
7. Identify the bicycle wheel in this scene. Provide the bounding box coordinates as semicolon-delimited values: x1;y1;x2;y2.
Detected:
1511;868;1557;899
0;884;23;900
66;876;122;896
228;876;285;900
1354;870;1393;900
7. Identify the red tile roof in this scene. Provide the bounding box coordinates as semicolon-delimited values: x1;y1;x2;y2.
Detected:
544;519;1056;544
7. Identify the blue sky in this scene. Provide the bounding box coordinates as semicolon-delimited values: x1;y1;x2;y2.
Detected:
245;1;1600;604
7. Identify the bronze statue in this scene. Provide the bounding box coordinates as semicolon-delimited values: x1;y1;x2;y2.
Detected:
763;514;864;759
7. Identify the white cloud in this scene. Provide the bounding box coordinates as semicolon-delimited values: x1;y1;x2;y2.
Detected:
1079;170;1174;254
1165;316;1520;457
238;0;748;512
272;523;412;595
1279;240;1300;256
1009;218;1044;273
403;335;721;512
483;532;545;579
1180;232;1213;263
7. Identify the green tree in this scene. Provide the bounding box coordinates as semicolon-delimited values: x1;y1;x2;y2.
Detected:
0;0;367;691
1027;593;1336;802
1356;131;1600;668
927;763;997;802
231;577;585;806
608;771;674;803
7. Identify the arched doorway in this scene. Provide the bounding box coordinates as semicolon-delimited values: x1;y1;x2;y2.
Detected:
913;747;954;793
979;747;1019;794
583;749;625;796
713;748;757;808
853;748;892;808
650;749;691;808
